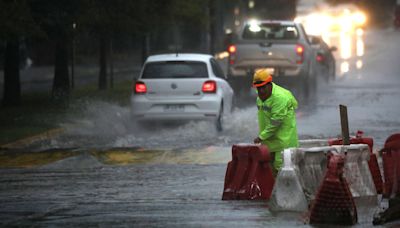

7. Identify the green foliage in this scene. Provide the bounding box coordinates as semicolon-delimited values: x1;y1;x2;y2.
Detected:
0;0;211;47
170;0;209;26
28;0;81;38
79;0;150;35
77;0;209;36
0;0;39;40
0;0;213;43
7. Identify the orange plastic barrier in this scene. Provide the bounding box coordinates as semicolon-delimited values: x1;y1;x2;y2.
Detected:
328;131;383;194
381;133;400;198
309;153;358;225
222;144;275;200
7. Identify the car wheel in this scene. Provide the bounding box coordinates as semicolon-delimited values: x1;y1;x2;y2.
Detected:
215;104;223;132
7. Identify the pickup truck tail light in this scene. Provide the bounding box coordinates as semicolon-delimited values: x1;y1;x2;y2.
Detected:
202;80;217;93
316;53;325;63
228;45;236;53
134;81;147;94
228;45;236;65
296;44;304;64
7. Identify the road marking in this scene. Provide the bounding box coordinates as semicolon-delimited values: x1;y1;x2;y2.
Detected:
0;149;76;168
0;146;232;168
94;146;231;165
0;128;64;149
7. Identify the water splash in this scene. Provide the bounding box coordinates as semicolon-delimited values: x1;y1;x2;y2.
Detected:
49;101;258;150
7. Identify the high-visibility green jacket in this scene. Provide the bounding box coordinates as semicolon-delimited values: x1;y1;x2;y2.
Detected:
256;83;299;169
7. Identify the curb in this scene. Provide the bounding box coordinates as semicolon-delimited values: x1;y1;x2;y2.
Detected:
0;128;64;149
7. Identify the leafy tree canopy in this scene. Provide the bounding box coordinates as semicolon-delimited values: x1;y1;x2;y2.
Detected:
0;0;39;41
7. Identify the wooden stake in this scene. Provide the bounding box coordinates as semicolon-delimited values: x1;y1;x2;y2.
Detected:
340;105;350;145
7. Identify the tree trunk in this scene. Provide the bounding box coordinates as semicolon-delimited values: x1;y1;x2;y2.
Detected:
2;40;21;107
109;40;114;89
209;1;216;55
70;32;75;89
141;33;150;65
99;34;108;90
52;35;70;102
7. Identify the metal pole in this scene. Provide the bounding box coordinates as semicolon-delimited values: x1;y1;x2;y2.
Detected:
340;104;350;145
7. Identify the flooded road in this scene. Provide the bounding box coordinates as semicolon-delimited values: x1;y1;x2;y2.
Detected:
1;28;400;227
0;149;387;227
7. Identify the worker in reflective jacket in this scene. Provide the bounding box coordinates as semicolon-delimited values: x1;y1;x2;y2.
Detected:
252;68;299;175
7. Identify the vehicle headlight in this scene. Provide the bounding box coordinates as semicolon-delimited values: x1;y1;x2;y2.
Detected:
248;19;261;32
352;12;367;26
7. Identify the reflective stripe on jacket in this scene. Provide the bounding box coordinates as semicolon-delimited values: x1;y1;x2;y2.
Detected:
257;83;299;154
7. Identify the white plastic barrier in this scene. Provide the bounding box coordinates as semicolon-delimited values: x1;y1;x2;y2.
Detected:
298;139;330;148
334;144;377;199
295;146;336;201
270;144;378;212
269;148;308;212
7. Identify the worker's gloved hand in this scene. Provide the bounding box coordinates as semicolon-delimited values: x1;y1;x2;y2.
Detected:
253;137;262;144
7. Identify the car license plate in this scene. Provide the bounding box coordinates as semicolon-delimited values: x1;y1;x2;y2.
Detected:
255;67;275;75
164;104;185;112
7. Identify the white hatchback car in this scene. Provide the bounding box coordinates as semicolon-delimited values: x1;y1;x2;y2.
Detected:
130;53;234;131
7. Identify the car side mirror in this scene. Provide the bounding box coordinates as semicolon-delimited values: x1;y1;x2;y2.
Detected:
329;46;338;52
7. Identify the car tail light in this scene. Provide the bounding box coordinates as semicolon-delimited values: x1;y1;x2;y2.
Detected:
296;44;304;64
228;45;236;54
316;53;324;63
228;45;236;65
202;80;217;93
134;81;147;94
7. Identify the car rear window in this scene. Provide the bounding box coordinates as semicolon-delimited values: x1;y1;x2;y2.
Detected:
242;23;299;40
141;61;208;79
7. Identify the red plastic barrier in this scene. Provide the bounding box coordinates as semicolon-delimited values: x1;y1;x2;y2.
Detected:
368;153;384;194
381;133;400;198
309;153;358;225
328;130;383;194
222;144;275;200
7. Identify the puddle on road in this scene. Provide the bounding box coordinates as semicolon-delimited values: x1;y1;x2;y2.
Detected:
0;146;232;168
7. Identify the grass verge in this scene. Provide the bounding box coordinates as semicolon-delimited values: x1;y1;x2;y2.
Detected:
0;80;132;146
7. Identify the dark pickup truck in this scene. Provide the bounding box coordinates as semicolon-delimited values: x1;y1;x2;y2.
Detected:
227;20;319;100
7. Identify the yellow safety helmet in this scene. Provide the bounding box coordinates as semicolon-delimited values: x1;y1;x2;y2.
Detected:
252;68;273;87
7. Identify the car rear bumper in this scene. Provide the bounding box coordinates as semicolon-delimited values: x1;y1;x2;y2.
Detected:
130;95;221;121
228;64;306;78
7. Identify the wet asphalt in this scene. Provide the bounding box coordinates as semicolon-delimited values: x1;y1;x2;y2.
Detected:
0;149;395;227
